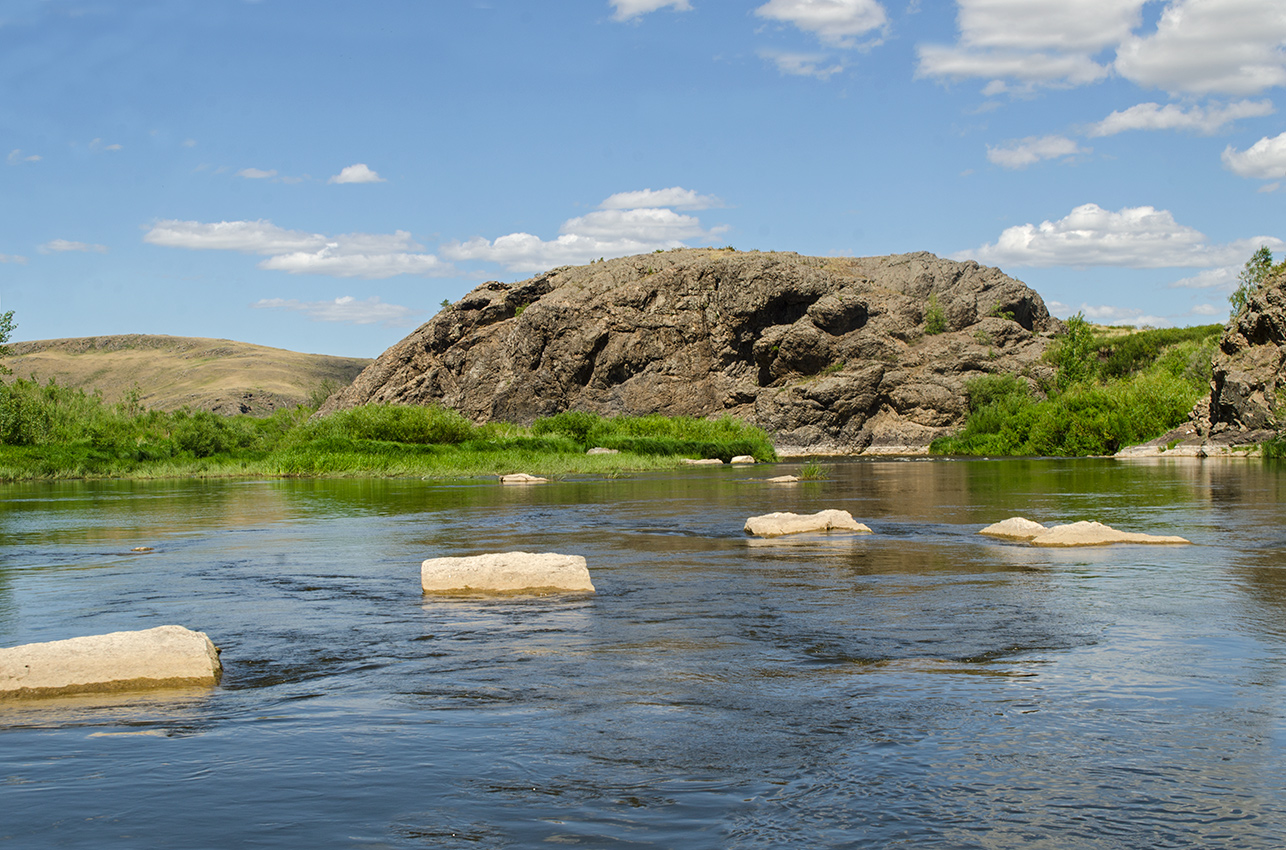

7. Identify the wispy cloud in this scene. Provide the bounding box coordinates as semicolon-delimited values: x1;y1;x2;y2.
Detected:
758;49;845;79
39;239;108;254
254;295;423;327
986;135;1088;169
7;149;40;164
598;186;724;210
1087;99;1274;136
143;219;453;279
0;253;28;265
328;163;386;184
608;0;691;22
237;167;278;179
754;0;888;49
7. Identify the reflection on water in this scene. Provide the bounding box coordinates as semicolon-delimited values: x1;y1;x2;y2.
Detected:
1;458;1284;848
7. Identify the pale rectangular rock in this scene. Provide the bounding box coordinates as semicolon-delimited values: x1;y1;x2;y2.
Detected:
978;517;1048;540
422;552;595;594
744;509;871;538
0;625;222;700
1029;521;1190;547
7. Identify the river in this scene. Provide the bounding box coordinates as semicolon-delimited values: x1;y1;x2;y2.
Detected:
1;458;1284;848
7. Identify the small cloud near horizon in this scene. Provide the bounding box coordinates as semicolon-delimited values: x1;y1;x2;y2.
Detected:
38;239;109;254
254;295;422;327
328;163;386;184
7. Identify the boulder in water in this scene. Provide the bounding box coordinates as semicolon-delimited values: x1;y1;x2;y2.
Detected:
421;552;595;594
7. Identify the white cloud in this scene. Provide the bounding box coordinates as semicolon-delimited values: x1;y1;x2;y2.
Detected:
599;186;724;210
7;149;40;164
143;219;453;279
89;138;123;152
328;163;386;184
1190;303;1221;316
609;0;691;21
1088;99;1274;136
1170;266;1239;290
1077;303;1172;327
237;167;278;179
38;239;108;254
758;49;845;79
441;193;727;273
254;295;423;327
1115;0;1286;96
959;202;1285;268
916;45;1110;90
182;139;197;148
1222;131;1286;179
986;134;1088;168
0;253;27;264
754;0;887;48
916;0;1145;89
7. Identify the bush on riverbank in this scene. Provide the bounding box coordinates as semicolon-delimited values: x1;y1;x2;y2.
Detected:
0;377;776;480
931;321;1220;457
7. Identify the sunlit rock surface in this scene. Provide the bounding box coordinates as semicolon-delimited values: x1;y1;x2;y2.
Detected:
744;509;871;538
0;625;222;700
979;517;1190;547
421;552;595;594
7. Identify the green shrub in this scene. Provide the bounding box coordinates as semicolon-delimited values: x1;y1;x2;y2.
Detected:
532;410;603;445
924;294;947;335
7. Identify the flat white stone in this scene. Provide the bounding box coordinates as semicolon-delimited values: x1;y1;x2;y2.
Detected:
730;455;756;464
744;509;871;538
682;458;724;465
500;473;548;484
1029;521;1190;547
422;552;595;594
978;517;1048;540
765;475;800;483
586;447;619;455
0;625;222;700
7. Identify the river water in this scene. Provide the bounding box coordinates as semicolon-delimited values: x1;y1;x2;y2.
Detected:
0;458;1283;848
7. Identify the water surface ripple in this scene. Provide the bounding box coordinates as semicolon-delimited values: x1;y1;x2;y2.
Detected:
1;459;1283;847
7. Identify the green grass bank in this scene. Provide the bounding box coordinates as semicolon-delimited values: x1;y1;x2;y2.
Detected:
0;378;777;481
931;319;1222;457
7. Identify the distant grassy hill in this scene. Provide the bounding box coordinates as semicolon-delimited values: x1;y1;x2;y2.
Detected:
6;335;371;415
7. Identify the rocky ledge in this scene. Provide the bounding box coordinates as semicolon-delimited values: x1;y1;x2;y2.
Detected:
321;249;1061;453
1119;266;1286;458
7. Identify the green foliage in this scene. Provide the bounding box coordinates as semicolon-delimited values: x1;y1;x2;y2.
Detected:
0;310;14;375
1094;324;1221;380
307;378;340;409
0;383;776;479
924;294;947;335
799;460;828;480
1230;246;1276;314
988;304;1016;322
1045;312;1098;391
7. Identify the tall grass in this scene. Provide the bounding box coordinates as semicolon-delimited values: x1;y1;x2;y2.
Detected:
0;378;776;480
931;324;1220;457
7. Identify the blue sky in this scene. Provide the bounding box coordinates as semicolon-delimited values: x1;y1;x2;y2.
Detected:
3;0;1284;357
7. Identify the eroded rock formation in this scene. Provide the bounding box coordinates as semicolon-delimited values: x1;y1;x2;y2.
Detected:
322;249;1061;453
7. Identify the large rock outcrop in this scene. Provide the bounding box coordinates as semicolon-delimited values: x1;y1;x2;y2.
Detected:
322;249;1060;453
1119;267;1286;457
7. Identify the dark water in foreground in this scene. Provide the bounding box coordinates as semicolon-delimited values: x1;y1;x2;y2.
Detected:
0;458;1284;848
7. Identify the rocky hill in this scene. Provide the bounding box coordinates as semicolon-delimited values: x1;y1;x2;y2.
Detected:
6;335;371;415
320;249;1061;453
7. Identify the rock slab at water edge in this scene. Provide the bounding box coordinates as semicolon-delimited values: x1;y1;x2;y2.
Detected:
421;552;595;594
745;509;872;538
979;517;1190;547
500;473;548;484
0;625;222;700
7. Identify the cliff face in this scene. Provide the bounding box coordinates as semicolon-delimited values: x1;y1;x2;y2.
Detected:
1209;267;1286;436
320;249;1060;453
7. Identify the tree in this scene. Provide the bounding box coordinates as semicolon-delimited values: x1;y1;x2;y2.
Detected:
1230;246;1276;314
0;310;14;375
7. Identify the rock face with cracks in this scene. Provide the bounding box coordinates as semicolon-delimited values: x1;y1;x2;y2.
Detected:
744;509;872;538
0;625;222;699
319;249;1059;454
421;552;595;594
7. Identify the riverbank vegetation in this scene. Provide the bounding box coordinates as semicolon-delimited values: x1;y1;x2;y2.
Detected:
0;378;776;481
930;318;1222;457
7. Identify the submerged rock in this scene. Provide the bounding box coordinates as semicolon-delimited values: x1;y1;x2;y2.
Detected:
978;517;1049;540
317;249;1058;454
744;509;871;538
0;625;222;700
421;552;595;594
500;473;548;484
978;517;1190;547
